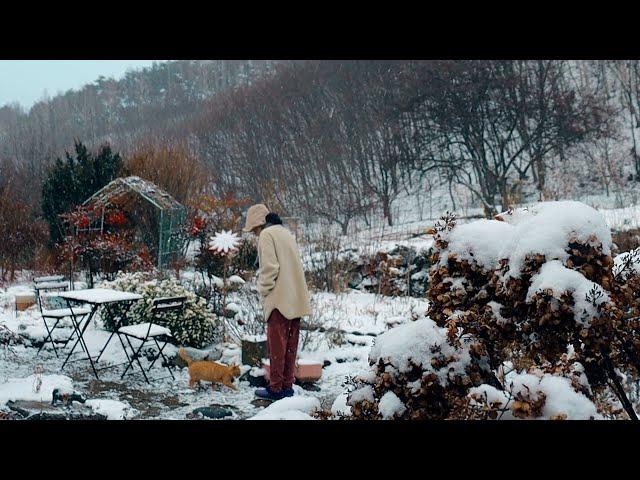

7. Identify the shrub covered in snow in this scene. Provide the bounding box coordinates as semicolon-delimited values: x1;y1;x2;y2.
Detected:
353;201;640;420
428;203;624;381
346;317;494;420
468;371;598;420
467;353;598;420
101;272;217;348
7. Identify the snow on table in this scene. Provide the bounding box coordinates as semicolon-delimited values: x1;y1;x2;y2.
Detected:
58;288;143;304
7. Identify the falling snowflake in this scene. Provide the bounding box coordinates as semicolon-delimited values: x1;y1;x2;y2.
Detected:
208;230;240;255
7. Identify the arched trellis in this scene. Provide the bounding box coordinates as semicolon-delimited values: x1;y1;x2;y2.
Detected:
82;176;187;269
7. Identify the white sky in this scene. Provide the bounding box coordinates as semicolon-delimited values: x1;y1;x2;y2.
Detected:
0;60;166;110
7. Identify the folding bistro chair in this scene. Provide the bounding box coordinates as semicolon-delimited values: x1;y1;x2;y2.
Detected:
34;277;91;358
116;296;186;383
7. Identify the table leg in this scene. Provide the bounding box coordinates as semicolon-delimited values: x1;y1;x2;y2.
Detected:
61;302;100;380
96;301;135;363
37;317;60;358
121;334;150;383
61;304;88;368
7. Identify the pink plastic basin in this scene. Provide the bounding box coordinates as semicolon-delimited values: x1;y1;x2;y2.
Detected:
262;359;323;382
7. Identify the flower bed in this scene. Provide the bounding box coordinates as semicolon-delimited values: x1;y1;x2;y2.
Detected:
101;272;217;348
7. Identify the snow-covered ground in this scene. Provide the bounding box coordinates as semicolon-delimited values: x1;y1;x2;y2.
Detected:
0;282;424;419
3;193;640;420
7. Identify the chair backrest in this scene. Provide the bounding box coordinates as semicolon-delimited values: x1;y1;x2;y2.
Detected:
34;275;65;284
141;296;186;338
34;278;69;313
151;296;187;319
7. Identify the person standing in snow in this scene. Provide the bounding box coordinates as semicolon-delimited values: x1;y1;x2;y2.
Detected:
243;203;311;401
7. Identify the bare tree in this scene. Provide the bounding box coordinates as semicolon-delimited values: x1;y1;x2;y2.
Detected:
401;60;612;216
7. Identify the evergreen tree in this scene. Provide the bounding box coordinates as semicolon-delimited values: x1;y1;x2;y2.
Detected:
41;141;123;245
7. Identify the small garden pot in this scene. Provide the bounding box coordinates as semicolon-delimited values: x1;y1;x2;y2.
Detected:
262;359;323;383
241;335;268;367
15;293;36;311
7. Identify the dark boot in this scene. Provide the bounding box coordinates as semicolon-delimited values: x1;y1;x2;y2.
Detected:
282;388;294;397
255;386;286;401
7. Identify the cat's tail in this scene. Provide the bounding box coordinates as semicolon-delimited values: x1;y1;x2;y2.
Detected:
178;347;193;366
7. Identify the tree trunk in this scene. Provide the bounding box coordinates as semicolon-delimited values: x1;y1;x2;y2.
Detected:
535;156;546;199
382;197;393;227
448;180;457;211
340;220;349;236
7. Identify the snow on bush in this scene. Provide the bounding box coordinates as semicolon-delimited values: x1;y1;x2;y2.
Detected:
469;369;598;420
527;260;609;326
249;396;321;420
351;200;640;420
497;201;612;279
429;202;621;372
349;385;375;404
378;391;406;419
347;317;492;420
613;247;640;280
437;201;612;280
101;272;217;348
330;392;352;417
440;219;515;270
369;318;471;385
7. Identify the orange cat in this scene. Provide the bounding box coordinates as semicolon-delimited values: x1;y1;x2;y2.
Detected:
178;348;241;391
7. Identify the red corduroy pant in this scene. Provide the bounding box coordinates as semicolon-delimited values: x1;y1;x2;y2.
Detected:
267;309;301;393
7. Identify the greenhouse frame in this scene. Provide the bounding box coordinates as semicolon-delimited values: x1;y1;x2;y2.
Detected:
82;176;188;269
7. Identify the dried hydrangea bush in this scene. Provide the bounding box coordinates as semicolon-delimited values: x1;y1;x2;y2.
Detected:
101;272;217;348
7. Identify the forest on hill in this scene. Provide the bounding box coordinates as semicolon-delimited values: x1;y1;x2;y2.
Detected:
3;60;640;271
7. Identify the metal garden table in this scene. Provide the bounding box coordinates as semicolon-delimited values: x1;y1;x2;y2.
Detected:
57;288;143;380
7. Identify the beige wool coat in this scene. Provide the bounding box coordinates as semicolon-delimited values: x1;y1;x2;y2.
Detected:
257;224;311;321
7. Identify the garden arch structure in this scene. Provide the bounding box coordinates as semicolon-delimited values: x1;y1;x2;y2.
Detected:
82;176;187;269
